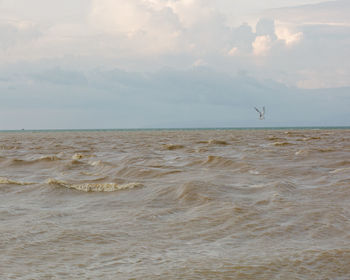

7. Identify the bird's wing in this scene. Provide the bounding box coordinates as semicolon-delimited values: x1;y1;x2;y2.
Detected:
254;107;261;114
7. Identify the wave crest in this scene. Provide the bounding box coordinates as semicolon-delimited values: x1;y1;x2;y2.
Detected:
175;181;213;204
272;141;293;146
204;155;238;168
208;139;229;145
7;155;61;166
163;144;185;150
72;153;84;160
0;177;33;185
47;178;142;192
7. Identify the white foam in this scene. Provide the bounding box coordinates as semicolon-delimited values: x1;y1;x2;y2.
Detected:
72;153;84;160
329;167;350;174
47;178;142;192
0;177;33;185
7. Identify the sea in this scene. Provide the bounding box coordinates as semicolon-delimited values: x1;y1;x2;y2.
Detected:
1;127;350;279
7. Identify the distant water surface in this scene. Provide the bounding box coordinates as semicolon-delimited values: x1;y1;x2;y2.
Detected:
1;128;350;279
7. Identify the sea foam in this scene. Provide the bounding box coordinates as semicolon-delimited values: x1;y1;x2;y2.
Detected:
47;178;142;192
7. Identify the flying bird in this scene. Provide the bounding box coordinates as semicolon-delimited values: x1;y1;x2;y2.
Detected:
254;106;265;120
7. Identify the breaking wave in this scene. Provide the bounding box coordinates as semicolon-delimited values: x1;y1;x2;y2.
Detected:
47;178;143;192
0;176;34;185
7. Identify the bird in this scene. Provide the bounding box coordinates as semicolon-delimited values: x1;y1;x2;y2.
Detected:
254;106;265;120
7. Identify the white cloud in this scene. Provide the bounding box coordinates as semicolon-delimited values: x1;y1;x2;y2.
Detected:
89;0;184;54
167;0;217;28
228;47;238;56
90;0;153;35
275;25;303;46
0;0;349;90
252;35;272;56
88;0;231;56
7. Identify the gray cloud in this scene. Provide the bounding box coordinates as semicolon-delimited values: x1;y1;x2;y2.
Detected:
30;67;88;86
1;64;348;129
267;0;350;24
256;18;277;40
0;22;42;49
230;23;255;53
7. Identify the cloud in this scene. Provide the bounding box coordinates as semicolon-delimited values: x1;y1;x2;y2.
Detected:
252;35;272;56
229;23;255;53
90;0;158;35
192;58;207;67
89;0;183;54
89;0;238;56
0;21;41;49
275;25;302;46
0;0;89;22
1;64;349;129
266;0;350;25
246;1;350;87
31;67;87;86
297;68;350;89
256;18;276;40
228;47;238;56
167;0;223;29
0;0;349;91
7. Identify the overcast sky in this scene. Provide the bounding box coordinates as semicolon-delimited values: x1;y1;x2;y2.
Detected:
0;0;349;129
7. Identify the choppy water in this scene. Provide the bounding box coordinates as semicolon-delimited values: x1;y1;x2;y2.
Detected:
1;129;350;279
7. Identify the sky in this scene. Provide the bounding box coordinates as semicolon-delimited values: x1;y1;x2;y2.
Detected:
0;0;349;129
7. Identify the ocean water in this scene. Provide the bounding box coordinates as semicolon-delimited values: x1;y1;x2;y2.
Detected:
1;128;350;279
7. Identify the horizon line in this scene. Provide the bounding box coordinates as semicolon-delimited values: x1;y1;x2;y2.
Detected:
1;125;350;132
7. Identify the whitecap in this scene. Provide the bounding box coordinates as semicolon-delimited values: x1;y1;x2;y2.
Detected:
47;178;142;192
72;153;84;160
0;177;34;185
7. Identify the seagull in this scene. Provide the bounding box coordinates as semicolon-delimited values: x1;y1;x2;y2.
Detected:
254;106;265;120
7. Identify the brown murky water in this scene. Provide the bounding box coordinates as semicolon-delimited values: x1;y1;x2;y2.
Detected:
1;129;350;279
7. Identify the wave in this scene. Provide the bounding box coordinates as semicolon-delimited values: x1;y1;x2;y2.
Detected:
0;176;34;185
327;160;350;168
314;148;336;153
69;159;85;165
272;141;293;146
208;139;229;145
72;153;84;160
284;131;306;137
38;155;61;161
302;136;322;141
6;155;61;166
0;145;19;150
116;165;181;179
295;149;309;156
185;155;247;170
89;160;102;166
47;178;142;192
273;181;297;193
197;139;229;145
162;144;185;150
203;155;240;168
266;136;286;141
175;181;213;204
329;167;350;174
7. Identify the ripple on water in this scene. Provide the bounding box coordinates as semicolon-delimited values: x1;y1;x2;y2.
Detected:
0;129;350;279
